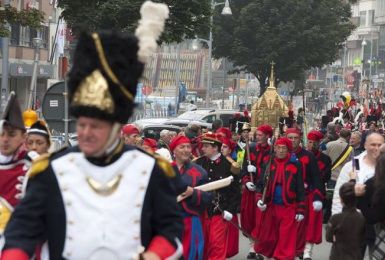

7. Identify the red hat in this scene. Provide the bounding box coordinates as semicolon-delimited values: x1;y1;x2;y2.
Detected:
275;137;293;151
307;130;324;142
169;135;191;152
257;124;273;137
201;132;222;146
142;138;157;152
285;127;301;136
235;112;241;118
216;127;232;139
121;124;139;136
219;136;232;149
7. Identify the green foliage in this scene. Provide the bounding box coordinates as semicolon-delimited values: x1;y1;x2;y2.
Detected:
213;0;355;94
58;0;211;43
0;6;44;37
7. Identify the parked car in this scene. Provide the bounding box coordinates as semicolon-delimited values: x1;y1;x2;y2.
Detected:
134;118;170;129
177;109;237;127
141;124;181;140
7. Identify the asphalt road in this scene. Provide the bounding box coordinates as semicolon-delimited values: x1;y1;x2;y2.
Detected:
229;223;370;260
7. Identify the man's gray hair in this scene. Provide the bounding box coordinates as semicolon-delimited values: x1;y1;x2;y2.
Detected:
160;129;170;138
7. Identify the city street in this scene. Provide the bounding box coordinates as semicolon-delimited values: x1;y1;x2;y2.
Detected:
230;223;370;260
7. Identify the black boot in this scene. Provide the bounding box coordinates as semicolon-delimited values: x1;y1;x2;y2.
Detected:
246;252;256;259
255;254;264;260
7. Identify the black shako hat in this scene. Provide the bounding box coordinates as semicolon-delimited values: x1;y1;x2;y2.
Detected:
68;1;169;124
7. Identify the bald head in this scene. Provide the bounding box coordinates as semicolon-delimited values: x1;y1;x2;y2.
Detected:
365;132;385;160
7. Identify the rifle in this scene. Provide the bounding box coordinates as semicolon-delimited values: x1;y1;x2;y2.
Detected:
261;135;276;203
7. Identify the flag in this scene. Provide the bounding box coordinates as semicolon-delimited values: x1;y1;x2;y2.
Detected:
56;19;65;55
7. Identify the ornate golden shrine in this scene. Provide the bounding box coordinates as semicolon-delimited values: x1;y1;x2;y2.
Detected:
251;63;289;129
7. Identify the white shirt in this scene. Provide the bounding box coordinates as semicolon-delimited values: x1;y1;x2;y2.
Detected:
331;151;374;215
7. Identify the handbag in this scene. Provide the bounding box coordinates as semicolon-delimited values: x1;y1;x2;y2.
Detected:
373;222;385;260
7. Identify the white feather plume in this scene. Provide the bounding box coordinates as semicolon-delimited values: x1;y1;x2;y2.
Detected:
135;1;169;63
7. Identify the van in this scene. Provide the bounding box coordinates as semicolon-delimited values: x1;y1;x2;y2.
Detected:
176;109;237;127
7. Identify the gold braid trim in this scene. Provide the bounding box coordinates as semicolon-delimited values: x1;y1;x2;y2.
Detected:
91;33;134;102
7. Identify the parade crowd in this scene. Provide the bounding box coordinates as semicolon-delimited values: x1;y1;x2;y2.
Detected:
0;1;384;260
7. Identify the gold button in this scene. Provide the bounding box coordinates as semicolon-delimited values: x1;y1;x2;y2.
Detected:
69;157;74;162
133;236;139;240
66;252;72;257
68;220;74;225
136;203;141;207
62;186;68;192
67;236;73;240
139;186;145;190
134;219;140;224
142;171;147;175
66;201;72;206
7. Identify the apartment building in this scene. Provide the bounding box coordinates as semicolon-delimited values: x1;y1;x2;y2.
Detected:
0;0;61;111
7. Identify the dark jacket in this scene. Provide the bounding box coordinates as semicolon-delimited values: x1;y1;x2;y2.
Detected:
357;177;385;225
326;207;366;260
194;154;239;216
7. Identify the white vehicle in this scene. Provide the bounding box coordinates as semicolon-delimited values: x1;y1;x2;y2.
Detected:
176;109;237;127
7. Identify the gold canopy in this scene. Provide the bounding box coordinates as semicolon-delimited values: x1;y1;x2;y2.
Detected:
251;62;288;129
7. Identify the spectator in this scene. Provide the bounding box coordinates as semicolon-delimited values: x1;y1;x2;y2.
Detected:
333;133;384;258
158;129;171;150
350;131;365;156
211;119;223;133
326;182;365;260
323;128;352;221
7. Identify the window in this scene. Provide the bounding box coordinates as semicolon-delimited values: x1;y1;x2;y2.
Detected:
360;11;366;27
368;10;375;26
9;24;49;48
202;115;216;123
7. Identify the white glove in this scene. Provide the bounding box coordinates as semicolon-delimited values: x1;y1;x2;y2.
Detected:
295;214;304;222
257;200;267;212
313;201;323;212
247;165;257;173
245;182;256;191
222;210;233;221
14;176;25;200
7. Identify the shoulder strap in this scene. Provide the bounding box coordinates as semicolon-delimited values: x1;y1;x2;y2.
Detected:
331;145;353;171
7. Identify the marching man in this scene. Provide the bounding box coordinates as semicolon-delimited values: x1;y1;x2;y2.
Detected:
194;133;239;260
240;124;273;259
285;128;324;259
170;135;211;260
1;2;183;259
305;130;332;259
255;137;306;260
0;93;33;233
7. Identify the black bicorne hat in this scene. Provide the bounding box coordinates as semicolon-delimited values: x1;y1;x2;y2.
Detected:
0;91;25;131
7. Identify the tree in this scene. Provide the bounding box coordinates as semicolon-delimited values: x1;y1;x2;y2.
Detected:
212;0;355;94
58;0;211;43
0;6;44;37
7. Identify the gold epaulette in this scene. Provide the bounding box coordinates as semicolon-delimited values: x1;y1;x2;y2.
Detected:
154;154;176;178
226;156;240;175
28;153;51;178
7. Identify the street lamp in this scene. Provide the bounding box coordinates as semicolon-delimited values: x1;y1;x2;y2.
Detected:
27;37;43;109
201;0;232;108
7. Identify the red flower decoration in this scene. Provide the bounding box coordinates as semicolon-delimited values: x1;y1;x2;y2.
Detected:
318;161;325;171
299;156;309;165
286;164;297;173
